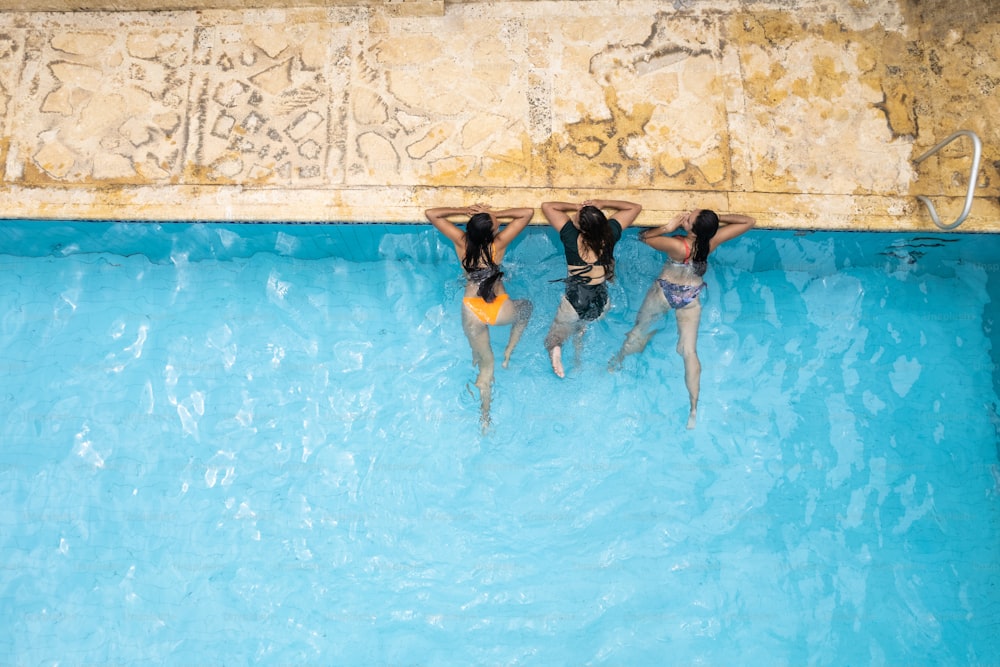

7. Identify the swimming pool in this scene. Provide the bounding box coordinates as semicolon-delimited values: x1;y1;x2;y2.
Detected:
2;220;998;664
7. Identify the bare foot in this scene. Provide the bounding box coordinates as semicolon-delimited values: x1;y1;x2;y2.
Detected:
502;353;511;369
686;407;697;430
608;351;623;372
549;345;565;378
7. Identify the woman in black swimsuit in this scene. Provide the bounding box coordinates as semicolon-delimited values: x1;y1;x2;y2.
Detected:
541;198;642;377
425;203;534;429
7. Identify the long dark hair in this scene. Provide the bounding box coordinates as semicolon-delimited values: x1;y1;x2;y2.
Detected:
463;212;503;301
577;205;618;281
691;209;719;276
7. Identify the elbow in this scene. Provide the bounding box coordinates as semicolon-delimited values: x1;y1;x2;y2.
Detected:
540;202;561;217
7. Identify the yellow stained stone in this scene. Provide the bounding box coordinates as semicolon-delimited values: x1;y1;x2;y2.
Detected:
0;1;992;230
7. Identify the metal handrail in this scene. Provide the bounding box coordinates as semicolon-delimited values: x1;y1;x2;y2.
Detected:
912;129;982;230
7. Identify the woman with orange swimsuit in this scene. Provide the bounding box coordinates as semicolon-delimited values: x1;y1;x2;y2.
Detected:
611;208;755;429
425;203;534;429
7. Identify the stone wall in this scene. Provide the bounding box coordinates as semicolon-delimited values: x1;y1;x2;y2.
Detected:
0;0;996;229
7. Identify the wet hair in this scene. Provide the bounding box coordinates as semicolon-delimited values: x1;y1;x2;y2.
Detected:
463;212;503;301
690;209;720;276
577;205;618;281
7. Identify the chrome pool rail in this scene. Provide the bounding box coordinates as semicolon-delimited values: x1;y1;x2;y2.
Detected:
912;129;983;230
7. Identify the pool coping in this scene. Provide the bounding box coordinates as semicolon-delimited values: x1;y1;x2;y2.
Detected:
1;188;997;232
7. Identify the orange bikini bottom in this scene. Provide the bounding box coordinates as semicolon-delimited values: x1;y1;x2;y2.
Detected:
463;293;509;325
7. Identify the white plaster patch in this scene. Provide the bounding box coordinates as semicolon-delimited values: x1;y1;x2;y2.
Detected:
889;356;921;397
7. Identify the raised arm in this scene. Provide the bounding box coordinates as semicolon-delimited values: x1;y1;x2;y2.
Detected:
584;199;643;228
540;201;579;232
492;207;535;249
639;212;687;241
637;211;691;255
424;206;472;246
709;212;756;250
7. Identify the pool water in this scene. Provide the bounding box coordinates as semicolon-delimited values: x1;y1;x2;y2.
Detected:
1;221;998;664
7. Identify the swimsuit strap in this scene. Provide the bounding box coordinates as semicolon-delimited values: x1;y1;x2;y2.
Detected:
550;265;598;285
568;264;597;281
467;264;504;302
467;265;500;283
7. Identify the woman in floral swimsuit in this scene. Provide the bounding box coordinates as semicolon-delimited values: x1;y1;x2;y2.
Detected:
611;208;755;429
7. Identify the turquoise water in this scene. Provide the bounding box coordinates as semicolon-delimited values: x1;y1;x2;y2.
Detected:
1;221;998;665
